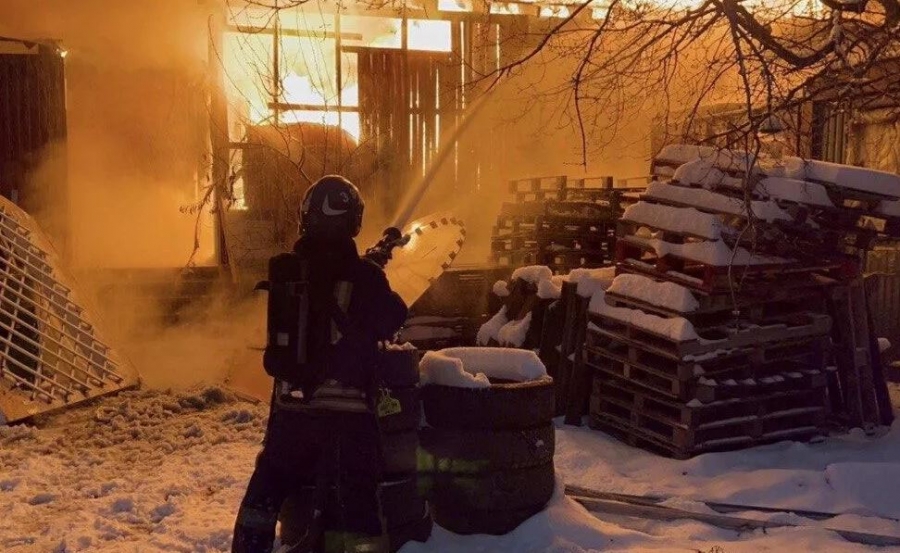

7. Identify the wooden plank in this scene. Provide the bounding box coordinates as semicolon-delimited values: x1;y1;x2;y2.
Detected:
569;495;900;547
566;487;900;547
587;308;831;360
565;485;877;522
563;294;590;425
864;280;895;426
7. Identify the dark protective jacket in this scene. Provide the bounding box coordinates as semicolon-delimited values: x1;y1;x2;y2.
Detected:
291;235;408;398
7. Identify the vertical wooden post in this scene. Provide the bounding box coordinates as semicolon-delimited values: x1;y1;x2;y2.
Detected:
207;8;233;280
564;295;591;426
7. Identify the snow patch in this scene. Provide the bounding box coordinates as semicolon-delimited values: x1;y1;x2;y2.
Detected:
758;177;834;208
644;181;792;223
607;273;700;313
537;276;564;300
497;313;533;348
778;156;900;197
624;201;724;240
476;305;508;346
624;234;787;267
658;144;757;174
420;347;548;388
511;265;553;284
567;267;616;297
589;289;699;342
492;280;510;297
673;158;746;190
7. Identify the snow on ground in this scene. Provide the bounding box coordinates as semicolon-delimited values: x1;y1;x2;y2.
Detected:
0;388;268;553
3;386;900;552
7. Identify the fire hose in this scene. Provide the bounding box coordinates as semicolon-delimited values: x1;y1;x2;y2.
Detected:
364;87;498;268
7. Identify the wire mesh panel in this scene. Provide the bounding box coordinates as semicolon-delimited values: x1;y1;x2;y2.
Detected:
0;197;137;423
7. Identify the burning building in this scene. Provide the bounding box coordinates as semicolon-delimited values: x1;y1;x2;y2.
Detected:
212;0;623;273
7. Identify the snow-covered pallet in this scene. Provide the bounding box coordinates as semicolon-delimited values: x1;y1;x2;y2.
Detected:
651;145;900;240
586;308;831;360
0;199;138;423
603;287;827;331
615;238;852;293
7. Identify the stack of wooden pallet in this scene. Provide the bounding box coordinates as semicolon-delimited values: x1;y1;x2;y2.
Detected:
490;176;640;272
585;144;900;457
586;274;834;458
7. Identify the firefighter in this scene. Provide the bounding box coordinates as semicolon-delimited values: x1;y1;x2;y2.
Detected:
232;175;408;553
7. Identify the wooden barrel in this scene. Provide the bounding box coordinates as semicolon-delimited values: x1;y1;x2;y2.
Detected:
419;366;556;535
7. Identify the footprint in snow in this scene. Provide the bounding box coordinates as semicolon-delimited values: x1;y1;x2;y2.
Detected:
28;493;57;505
0;479;20;491
151;502;177;522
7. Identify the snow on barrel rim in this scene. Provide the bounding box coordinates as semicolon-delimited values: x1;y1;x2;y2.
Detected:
420;347;549;389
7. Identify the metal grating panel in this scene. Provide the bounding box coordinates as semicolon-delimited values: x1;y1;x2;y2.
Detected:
0;197;137;423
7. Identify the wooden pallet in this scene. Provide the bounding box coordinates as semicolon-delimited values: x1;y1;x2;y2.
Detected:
603;288;828;331
588;409;823;459
828;279;894;428
589;396;827;455
508;175;568;193
492;232;613;251
583;333;828;401
591;373;828;427
586;307;830;360
499;200;621;220
615;238;855;293
492;249;613;271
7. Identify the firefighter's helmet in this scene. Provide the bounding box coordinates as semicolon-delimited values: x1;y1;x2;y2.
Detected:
299;175;364;239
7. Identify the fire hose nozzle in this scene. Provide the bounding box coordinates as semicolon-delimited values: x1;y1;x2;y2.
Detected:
365;227;410;268
382;227;403;242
